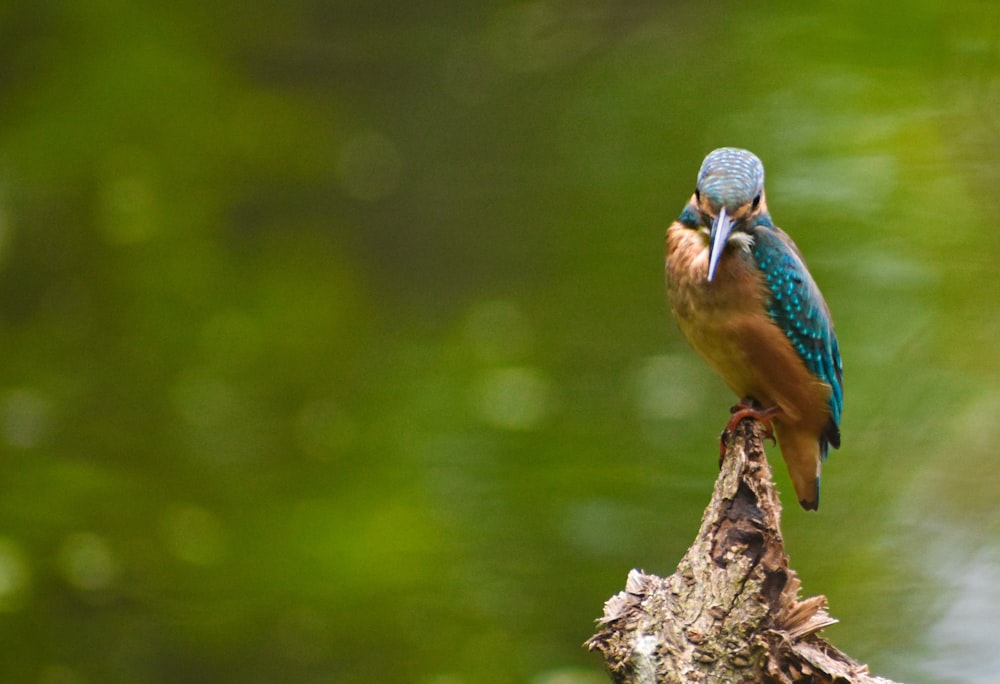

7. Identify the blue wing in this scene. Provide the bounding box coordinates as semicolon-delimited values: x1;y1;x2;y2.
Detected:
752;224;843;455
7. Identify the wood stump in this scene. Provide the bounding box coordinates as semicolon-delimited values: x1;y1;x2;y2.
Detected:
586;419;903;683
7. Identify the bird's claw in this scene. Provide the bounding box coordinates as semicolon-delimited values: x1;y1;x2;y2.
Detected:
718;400;780;466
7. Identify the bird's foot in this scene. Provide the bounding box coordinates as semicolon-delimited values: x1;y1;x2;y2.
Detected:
718;400;780;465
727;401;780;442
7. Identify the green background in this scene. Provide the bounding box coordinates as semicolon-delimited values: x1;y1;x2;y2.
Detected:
1;1;998;682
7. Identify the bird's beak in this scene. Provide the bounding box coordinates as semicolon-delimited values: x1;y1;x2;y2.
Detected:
706;206;732;282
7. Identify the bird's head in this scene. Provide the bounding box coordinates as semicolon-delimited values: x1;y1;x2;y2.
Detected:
693;147;768;282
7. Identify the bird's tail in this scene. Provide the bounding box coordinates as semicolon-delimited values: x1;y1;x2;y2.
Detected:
774;423;822;511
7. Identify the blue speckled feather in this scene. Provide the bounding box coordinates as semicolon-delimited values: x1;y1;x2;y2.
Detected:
751;222;843;456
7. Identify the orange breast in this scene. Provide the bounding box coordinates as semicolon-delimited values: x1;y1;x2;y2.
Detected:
665;223;831;435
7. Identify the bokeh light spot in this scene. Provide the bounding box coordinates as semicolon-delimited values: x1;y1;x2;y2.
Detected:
634;354;707;421
0;388;53;449
161;503;227;567
58;532;117;593
531;667;608;684
98;146;159;244
0;537;31;612
474;366;550;430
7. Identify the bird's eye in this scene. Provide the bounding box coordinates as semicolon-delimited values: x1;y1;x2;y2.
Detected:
694;189;700;202
751;194;761;210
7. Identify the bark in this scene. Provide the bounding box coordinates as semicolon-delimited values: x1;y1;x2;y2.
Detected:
585;419;904;683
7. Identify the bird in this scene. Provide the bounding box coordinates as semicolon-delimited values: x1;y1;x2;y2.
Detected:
665;147;843;510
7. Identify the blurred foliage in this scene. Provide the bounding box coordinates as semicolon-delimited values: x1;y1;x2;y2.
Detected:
0;1;999;682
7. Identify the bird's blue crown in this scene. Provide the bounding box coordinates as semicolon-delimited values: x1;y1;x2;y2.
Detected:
697;148;765;210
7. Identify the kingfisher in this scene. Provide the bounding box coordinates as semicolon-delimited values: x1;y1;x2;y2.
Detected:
665;148;843;510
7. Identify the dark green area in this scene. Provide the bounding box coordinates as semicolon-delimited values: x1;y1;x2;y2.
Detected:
1;2;999;682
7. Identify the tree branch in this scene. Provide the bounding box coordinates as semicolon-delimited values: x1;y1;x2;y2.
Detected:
586;419;904;683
